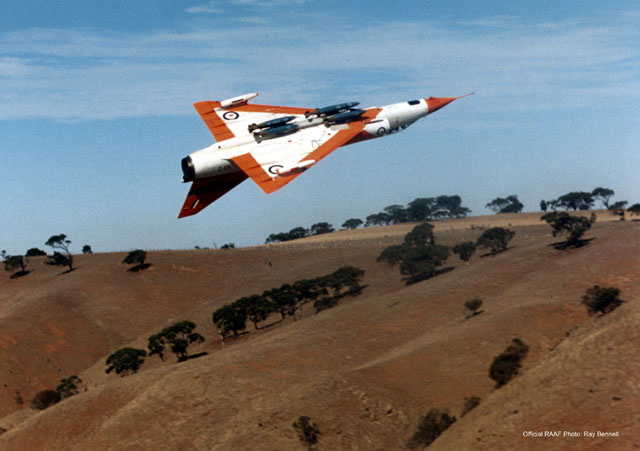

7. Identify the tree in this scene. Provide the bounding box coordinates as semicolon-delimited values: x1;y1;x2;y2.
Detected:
476;227;515;255
31;389;60;411
404;222;435;247
464;298;483;318
556;191;594;210
56;375;82;400
592;187;615;208
293;278;328;305
105;348;147;376
397;245;451;284
148;321;205;361
310;222;334;236
541;212;594;248
433;195;471;219
486;195;523;214
581;285;623;315
365;212;391;227
342;218;363;229
122;249;148;271
212;304;247;337
235;295;274;329
4;255;28;277
609;201;628;220
540;200;548;212
326;266;365;295
407;408;456;449
292;416;320;450
25;247;46;257
45;234;73;272
627;203;640;216
82;245;93;254
452;241;476;262
489;338;529;388
384;204;409;224
263;284;299;319
287;226;309;240
407;197;436;222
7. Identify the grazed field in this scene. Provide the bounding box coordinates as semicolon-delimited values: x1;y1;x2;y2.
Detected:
0;212;637;450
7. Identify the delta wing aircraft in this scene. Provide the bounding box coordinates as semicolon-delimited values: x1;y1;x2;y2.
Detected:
179;92;471;218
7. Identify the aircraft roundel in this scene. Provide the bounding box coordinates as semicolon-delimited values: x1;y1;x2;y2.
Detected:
223;111;239;120
268;164;284;175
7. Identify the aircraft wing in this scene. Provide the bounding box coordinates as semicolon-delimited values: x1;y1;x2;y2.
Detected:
231;109;379;194
178;171;248;218
193;101;310;142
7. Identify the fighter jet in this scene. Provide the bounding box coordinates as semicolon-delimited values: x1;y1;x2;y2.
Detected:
179;92;472;218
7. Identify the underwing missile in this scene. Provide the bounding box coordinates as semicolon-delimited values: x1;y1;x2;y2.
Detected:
305;101;360;118
323;108;366;125
253;123;299;142
248;115;296;132
274;159;316;177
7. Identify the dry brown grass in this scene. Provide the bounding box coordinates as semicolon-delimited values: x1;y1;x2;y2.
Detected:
0;212;637;450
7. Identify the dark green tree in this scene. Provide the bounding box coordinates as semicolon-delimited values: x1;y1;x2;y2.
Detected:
31;389;60;411
341;218;363;229
541;212;594;248
82;245;93;254
407;408;456;449
310;222;335;235
45;234;73;271
147;321;205;361
292;416;320;450
365;212;391;227
287;226;309;240
105;348;147;376
609;201;628;220
236;295;274;329
486;195;523;214
581;285;623;315
452;241;476;262
591;187;615;208
540;200;548;212
212;304;247;337
476;227;515;255
433;195;471;219
380;244;450;284
293;278;328;305
489;338;529;388
556;191;594;210
25;247;46;257
407;197;436;222
56;375;82;400
122;249;148;271
464;298;483;318
263;284;299;319
326;266;365;295
384;204;409;224
628;203;640;215
4;255;28;277
404;222;435;247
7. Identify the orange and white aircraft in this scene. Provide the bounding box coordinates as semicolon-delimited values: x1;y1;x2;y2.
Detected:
179;92;471;218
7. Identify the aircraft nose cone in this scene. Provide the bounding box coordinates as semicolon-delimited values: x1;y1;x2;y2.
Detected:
425;97;458;114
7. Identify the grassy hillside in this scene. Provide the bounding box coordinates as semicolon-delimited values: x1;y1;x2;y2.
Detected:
0;212;637;449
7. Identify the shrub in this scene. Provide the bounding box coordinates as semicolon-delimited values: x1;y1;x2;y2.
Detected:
122;249;148;271
463;299;483;318
407;408;456;449
56;375;82;400
461;396;481;417
489;338;529;388
581;285;623;315
31;389;60;411
292;415;320;450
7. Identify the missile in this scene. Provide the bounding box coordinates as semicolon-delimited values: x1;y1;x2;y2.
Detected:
248;115;296;132
305;101;360;118
323;108;366;125
219;92;259;108
254;123;299;142
275;160;316;177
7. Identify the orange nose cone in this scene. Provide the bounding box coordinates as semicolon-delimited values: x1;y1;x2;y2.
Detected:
425;93;474;114
425;97;458;114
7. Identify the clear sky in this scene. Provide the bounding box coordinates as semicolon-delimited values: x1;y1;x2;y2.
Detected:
1;1;639;254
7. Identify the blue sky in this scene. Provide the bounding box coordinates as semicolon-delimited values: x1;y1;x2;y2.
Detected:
1;1;639;253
